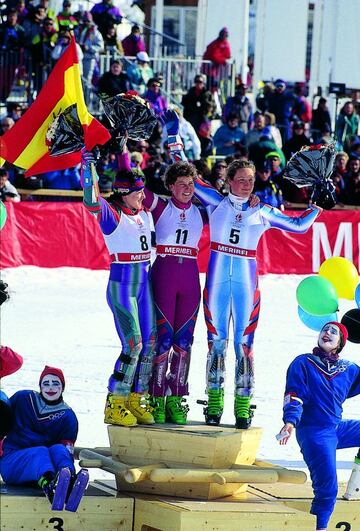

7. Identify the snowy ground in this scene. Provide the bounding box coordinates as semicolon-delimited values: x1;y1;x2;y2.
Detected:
1;267;359;482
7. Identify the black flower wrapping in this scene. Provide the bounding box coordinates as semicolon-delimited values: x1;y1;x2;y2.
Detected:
283;144;337;209
47;104;84;156
100;93;157;141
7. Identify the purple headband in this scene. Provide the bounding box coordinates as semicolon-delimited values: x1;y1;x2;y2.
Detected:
113;176;145;193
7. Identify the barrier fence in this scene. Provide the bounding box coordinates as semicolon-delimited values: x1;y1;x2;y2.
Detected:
1;202;359;274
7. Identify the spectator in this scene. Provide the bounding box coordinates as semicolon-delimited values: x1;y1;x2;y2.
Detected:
97;58;130;97
7;103;25;123
143;155;169;196
267;79;295;142
248;134;286;171
30;17;57;92
103;23;123;57
213;113;245;156
122;24;146;57
208;160;227;189
135;140;151;170
256;81;274;113
143;78;167;116
244;112;268;147
253;162;284;209
263;111;283;148
193;159;211;184
15;0;29;25
283;120;311;161
90;0;122;38
198;120;214;158
42;167;81;192
292;83;312;125
336;101;359;152
37;0;57;22
0;8;26;51
343;166;360;205
23;5;47;44
57;0;78;31
0;117;15;134
51;29;83;73
161;106;201;161
77;12;104;100
182;74;215;133
311;97;331;142
349;138;360;159
203;27;231;82
223;83;253;133
0;169;21;202
264;151;283;183
127;51;153;94
317;123;333;146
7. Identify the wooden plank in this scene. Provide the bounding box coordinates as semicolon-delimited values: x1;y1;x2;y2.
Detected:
0;489;134;531
132;497;314;531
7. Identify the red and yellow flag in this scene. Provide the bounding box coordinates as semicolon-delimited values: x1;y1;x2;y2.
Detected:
0;36;110;176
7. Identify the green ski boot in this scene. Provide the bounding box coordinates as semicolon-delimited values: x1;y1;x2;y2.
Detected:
204;389;224;426
165;396;189;425
234;395;255;429
149;396;166;424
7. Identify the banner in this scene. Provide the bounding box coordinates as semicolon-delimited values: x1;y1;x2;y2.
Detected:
1;203;359;274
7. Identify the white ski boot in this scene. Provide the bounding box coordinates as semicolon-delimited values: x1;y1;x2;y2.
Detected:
343;457;360;500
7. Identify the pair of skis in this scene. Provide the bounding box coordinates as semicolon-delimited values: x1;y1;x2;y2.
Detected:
50;468;89;512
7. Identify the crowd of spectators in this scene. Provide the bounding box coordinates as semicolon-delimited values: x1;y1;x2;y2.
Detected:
0;4;359;207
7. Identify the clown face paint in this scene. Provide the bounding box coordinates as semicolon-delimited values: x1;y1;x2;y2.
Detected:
40;374;63;401
318;323;341;353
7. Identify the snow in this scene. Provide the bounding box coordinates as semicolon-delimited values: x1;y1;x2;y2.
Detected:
1;267;359;481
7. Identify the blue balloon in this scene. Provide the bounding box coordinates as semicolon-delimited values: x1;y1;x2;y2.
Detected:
355;283;360;309
298;306;338;331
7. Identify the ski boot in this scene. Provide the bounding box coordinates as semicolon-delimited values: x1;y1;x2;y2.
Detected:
165;396;189;425
203;389;224;426
234;395;256;429
126;393;154;424
104;393;137;426
39;467;72;510
149;396;166;424
343;451;360;500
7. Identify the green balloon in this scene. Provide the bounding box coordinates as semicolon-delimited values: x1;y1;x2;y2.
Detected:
296;275;339;316
0;201;7;230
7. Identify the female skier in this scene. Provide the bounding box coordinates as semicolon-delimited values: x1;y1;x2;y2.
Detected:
82;150;156;427
278;322;360;531
192;158;322;428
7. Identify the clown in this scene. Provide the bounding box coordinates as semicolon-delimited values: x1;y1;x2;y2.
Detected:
0;365;79;505
278;322;360;531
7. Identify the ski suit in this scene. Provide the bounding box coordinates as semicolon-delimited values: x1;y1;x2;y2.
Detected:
83;185;156;397
144;189;205;396
283;351;360;529
0;390;78;484
194;179;320;397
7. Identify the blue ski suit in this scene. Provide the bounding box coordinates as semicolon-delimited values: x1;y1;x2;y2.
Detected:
283;351;360;529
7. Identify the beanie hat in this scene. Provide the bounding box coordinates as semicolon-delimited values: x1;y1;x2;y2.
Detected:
113;171;144;194
322;321;348;352
39;365;65;389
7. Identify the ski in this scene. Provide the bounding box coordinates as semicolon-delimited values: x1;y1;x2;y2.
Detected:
65;468;89;512
51;467;72;511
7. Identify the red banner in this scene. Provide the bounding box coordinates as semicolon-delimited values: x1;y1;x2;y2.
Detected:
1;203;359;274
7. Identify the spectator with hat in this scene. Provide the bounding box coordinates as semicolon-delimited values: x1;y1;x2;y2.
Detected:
268;79;296;142
127;51;153;94
253;161;284;209
97;58;130;97
122;24;146;57
278;322;360;531
213;113;245;156
90;0;122;38
182;74;215;133
0;345;23;439
203;27;231;81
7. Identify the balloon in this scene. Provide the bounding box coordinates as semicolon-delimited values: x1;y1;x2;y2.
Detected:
296;276;338;316
298;306;338;331
319;257;359;300
355;284;360;309
0;201;7;230
341;309;360;344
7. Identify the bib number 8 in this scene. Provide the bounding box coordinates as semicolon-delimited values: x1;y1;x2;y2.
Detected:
139;235;149;251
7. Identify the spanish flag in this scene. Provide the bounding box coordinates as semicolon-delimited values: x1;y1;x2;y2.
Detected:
0;36;110;176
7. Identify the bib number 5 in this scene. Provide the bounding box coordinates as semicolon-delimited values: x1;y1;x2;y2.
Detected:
229;228;240;244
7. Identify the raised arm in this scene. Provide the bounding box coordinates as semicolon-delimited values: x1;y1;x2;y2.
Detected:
261;204;322;233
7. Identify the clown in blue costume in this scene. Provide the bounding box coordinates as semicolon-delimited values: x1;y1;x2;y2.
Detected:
0;366;78;503
278;322;360;531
